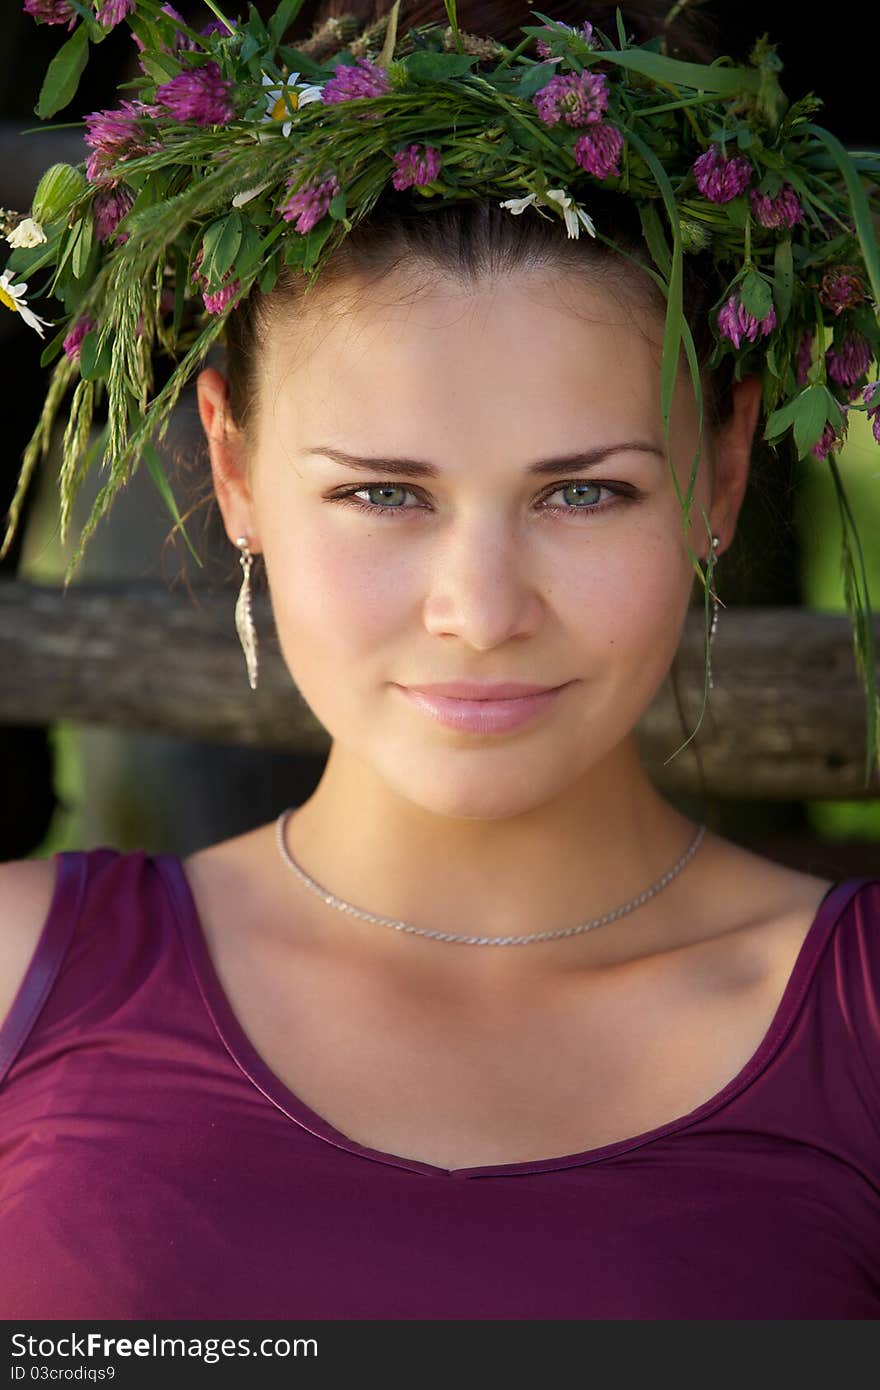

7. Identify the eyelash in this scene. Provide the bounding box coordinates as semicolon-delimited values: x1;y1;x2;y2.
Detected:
326;480;637;522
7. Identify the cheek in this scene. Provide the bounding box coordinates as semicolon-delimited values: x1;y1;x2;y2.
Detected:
262;521;415;680
549;534;692;758
558;512;692;633
563;537;692;752
569;539;692;664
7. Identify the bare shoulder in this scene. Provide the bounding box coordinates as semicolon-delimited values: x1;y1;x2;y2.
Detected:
0;858;58;1033
699;831;835;926
180;823;276;942
687;831;838;986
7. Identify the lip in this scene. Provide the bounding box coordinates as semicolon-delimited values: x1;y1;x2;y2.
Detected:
403;681;563;699
395;682;571;734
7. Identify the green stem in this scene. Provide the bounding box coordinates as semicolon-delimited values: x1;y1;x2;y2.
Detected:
664;0;691;26
442;0;463;54
647;80;703;140
201;0;235;33
635;91;720;118
495;36;533;70
826;448;879;787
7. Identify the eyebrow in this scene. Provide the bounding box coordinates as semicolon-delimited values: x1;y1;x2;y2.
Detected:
302;442;665;478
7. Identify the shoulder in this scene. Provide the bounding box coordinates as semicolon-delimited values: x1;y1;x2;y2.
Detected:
687;831;880;991
0;858;58;1033
673;830;836;950
663;832;837;991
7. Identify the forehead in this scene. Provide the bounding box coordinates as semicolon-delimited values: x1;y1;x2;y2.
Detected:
257;267;672;440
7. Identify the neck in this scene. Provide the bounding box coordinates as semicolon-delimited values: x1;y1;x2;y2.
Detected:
276;737;704;979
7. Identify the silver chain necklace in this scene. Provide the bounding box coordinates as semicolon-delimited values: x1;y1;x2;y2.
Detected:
274;808;706;947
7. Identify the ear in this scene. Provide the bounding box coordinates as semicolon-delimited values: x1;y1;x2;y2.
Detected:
196;365;261;551
707;374;763;557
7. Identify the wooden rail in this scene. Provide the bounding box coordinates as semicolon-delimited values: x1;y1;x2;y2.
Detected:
1;580;877;799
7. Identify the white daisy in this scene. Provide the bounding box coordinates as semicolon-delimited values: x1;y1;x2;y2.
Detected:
499;192;538;215
545;187;597;239
499;191;554;223
500;188;596;238
0;270;52;337
6;217;47;249
260;71;324;138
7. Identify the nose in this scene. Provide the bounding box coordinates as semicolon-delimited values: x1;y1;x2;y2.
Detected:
420;515;544;650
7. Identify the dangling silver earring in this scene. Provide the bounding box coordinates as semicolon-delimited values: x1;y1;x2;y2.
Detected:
707;535;721;692
234;536;258;691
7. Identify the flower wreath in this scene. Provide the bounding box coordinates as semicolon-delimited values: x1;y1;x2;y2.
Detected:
3;0;880;779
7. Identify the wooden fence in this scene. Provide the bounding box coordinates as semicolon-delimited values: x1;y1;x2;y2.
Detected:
2;578;878;802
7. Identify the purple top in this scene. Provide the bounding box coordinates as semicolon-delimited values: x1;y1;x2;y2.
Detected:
1;847;879;1320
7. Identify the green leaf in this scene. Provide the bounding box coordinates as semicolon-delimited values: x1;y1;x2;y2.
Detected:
442;0;459;44
405;51;478;81
663;241;684;441
758;151;785;175
245;3;270;44
79;330;112;382
824;392;844;432
269;0;308;45
773;237;793;324
137;52;181;84
724;194;749;230
625;128;683;457
510;59;559;99
126;12;153;50
172;245;186;339
804;123;880;309
328;189;348;221
230;218;261;270
757;170;783;197
70;215;93;280
142;442;203;569
502;116;550;156
301;216;336;273
276;46;328;81
32;163;86;224
639;203;672;280
792;383;831;458
39;322;69;369
598;47;762;96
35;24;89;120
259;256;280;295
53;217;85;284
824;450;880;787
201;213;244;284
234;219;285;282
739;269;773;321
763;394;801;441
283;235;307;269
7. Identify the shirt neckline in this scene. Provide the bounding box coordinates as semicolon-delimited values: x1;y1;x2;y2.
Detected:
157;858;869;1180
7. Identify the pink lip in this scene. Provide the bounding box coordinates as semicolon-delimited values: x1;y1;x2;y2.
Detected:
395;682;571;734
404;681;562;699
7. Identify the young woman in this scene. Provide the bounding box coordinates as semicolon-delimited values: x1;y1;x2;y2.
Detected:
1;0;878;1319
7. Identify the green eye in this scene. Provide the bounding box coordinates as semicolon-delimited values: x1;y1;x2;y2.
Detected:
327;480;636;521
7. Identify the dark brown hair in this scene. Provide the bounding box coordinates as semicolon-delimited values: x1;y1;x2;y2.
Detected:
204;3;752;806
223;0;737;441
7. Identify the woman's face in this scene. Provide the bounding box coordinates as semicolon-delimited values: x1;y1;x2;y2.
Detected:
209;267;743;822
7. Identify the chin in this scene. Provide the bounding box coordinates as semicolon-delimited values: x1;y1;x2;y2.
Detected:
380;753;572;823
